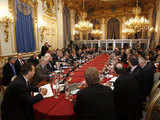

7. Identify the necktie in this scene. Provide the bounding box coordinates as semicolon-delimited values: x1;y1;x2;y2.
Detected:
27;81;31;90
11;64;16;75
49;62;52;68
20;59;24;65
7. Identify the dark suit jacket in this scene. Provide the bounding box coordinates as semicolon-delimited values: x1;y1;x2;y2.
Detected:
130;65;143;94
121;53;127;63
15;59;25;75
1;75;43;120
130;66;144;119
46;61;56;72
113;72;141;120
41;45;49;56
74;84;116;120
32;64;50;86
2;63;15;86
142;62;154;97
28;56;39;66
51;53;58;61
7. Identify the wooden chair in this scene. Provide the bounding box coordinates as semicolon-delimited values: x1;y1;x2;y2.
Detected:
145;91;160;120
0;85;6;117
145;80;160;111
150;80;160;99
0;86;5;96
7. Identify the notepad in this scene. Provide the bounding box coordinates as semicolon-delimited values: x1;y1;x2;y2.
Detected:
71;89;80;95
34;84;53;98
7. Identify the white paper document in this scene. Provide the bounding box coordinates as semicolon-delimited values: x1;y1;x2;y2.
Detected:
109;76;118;82
71;89;80;95
34;84;53;98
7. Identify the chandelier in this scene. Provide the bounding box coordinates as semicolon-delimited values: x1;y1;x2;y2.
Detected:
125;0;151;32
91;25;103;38
74;0;93;32
122;28;135;35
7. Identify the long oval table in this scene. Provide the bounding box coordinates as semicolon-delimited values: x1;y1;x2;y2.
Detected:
34;54;110;120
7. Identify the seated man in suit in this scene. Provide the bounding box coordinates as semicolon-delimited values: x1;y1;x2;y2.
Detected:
120;48;127;64
33;56;50;86
74;67;116;120
15;53;25;75
28;53;39;66
2;57;17;86
113;62;141;120
1;63;47;120
45;53;56;72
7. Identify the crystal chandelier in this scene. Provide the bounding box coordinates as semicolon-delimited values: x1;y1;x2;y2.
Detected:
125;0;151;32
122;28;135;35
74;0;93;32
91;25;103;38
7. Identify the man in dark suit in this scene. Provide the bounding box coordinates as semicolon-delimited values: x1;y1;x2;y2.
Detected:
1;63;47;120
74;67;116;120
2;57;17;86
28;53;39;66
33;56;50;86
138;57;154;97
128;55;144;119
113;62;141;120
45;53;56;72
15;53;25;75
120;48;127;64
128;55;143;90
40;42;50;57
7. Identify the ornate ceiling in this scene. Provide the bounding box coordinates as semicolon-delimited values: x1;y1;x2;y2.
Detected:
64;0;156;20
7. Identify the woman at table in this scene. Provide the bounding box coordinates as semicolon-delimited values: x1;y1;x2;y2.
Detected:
74;67;116;120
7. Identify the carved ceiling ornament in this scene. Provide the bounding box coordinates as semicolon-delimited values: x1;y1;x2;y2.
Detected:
64;0;156;20
41;0;56;16
17;0;32;15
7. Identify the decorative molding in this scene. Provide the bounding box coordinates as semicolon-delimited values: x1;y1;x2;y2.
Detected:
8;0;17;53
43;14;56;23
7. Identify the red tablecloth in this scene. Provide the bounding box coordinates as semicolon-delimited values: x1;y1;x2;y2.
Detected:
33;54;110;120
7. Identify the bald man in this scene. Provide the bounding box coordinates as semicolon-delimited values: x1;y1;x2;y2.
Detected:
74;67;116;120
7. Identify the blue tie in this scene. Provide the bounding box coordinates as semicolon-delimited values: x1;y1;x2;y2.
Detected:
11;64;16;75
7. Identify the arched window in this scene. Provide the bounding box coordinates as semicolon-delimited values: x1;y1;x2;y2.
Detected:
107;18;120;39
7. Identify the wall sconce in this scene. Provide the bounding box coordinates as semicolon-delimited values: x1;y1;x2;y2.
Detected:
0;16;13;42
39;26;47;42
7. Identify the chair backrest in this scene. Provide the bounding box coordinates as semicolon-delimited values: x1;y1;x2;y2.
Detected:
145;91;160;120
11;75;17;82
150;80;160;98
0;86;5;95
